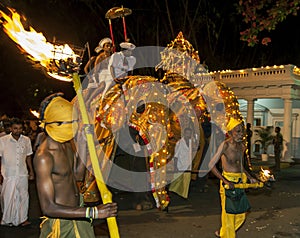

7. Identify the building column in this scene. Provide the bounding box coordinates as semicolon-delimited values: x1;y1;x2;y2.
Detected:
282;98;293;161
246;99;255;126
245;98;255;158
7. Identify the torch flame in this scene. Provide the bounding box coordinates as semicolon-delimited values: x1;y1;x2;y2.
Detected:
30;109;40;118
260;167;275;182
0;8;82;81
261;167;271;177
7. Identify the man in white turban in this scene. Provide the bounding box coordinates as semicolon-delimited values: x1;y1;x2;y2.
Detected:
108;42;136;84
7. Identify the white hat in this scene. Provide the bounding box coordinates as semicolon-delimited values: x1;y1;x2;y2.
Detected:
120;42;136;50
95;38;112;53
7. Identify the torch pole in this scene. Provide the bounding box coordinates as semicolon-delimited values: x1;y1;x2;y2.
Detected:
108;19;116;52
122;16;127;41
72;73;120;238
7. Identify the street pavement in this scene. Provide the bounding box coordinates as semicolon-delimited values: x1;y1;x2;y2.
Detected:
1;159;300;238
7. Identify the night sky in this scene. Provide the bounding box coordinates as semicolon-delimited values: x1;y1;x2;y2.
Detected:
0;0;299;118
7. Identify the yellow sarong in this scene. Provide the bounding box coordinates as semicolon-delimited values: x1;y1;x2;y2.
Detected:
219;171;247;238
168;172;191;199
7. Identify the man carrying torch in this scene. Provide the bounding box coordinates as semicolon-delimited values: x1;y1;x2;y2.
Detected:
34;93;117;237
209;118;258;238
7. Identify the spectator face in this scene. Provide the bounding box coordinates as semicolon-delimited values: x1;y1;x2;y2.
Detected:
10;123;23;138
3;122;11;134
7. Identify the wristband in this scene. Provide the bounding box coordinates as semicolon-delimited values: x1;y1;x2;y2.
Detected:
94;206;99;219
86;206;99;219
89;206;94;218
85;207;90;218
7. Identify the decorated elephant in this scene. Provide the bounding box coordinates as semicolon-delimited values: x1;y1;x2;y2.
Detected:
82;32;244;210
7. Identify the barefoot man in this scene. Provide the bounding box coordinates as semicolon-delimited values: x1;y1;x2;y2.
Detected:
209;118;257;238
34;93;117;237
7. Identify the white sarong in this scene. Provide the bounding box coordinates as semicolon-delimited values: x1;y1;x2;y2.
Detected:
0;176;29;226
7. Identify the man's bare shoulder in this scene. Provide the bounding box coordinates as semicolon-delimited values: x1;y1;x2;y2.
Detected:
221;139;229;150
34;138;55;166
97;52;107;59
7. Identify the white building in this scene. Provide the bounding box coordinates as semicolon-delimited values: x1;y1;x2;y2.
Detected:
208;64;300;160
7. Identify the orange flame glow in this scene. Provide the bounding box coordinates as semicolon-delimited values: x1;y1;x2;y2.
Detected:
0;8;81;81
259;167;275;182
261;167;271;177
30;109;40;118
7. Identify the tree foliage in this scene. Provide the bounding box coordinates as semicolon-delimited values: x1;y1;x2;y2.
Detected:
254;126;274;154
237;0;300;46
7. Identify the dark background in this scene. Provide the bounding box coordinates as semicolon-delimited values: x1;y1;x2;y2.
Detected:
0;0;299;118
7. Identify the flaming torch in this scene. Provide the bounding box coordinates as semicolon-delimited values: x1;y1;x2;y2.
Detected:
258;167;276;188
224;167;275;189
30;109;40;118
0;8;120;238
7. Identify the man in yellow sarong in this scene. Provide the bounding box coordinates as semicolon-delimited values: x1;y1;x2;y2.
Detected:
209;118;257;238
34;93;117;238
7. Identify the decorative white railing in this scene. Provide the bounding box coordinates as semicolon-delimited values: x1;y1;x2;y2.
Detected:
206;64;300;84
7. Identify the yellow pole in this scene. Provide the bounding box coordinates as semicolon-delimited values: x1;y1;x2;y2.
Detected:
72;73;120;238
224;182;264;189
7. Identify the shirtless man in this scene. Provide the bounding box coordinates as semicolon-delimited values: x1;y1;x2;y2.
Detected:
209;118;257;238
34;93;117;237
